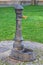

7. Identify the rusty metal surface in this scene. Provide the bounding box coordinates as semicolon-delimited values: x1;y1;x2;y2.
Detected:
10;49;36;62
10;4;36;62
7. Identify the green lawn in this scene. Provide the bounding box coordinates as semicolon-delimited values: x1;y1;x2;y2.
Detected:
0;5;43;43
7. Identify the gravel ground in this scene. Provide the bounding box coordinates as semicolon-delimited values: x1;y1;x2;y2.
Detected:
0;41;43;65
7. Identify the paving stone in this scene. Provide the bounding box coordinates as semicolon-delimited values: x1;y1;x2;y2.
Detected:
0;47;9;53
0;41;43;65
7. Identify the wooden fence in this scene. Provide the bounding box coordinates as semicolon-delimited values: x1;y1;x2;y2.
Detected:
0;0;43;5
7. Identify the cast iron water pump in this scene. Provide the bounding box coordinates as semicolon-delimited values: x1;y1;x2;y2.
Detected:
10;4;36;62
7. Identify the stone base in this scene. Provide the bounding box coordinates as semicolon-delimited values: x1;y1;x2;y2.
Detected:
10;48;36;62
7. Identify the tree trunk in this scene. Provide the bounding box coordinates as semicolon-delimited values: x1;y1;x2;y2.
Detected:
31;0;36;5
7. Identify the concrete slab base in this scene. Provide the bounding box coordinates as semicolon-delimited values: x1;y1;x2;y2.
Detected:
0;41;43;62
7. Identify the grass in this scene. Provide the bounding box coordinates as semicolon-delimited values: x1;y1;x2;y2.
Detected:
0;5;43;43
0;60;43;65
0;60;10;65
